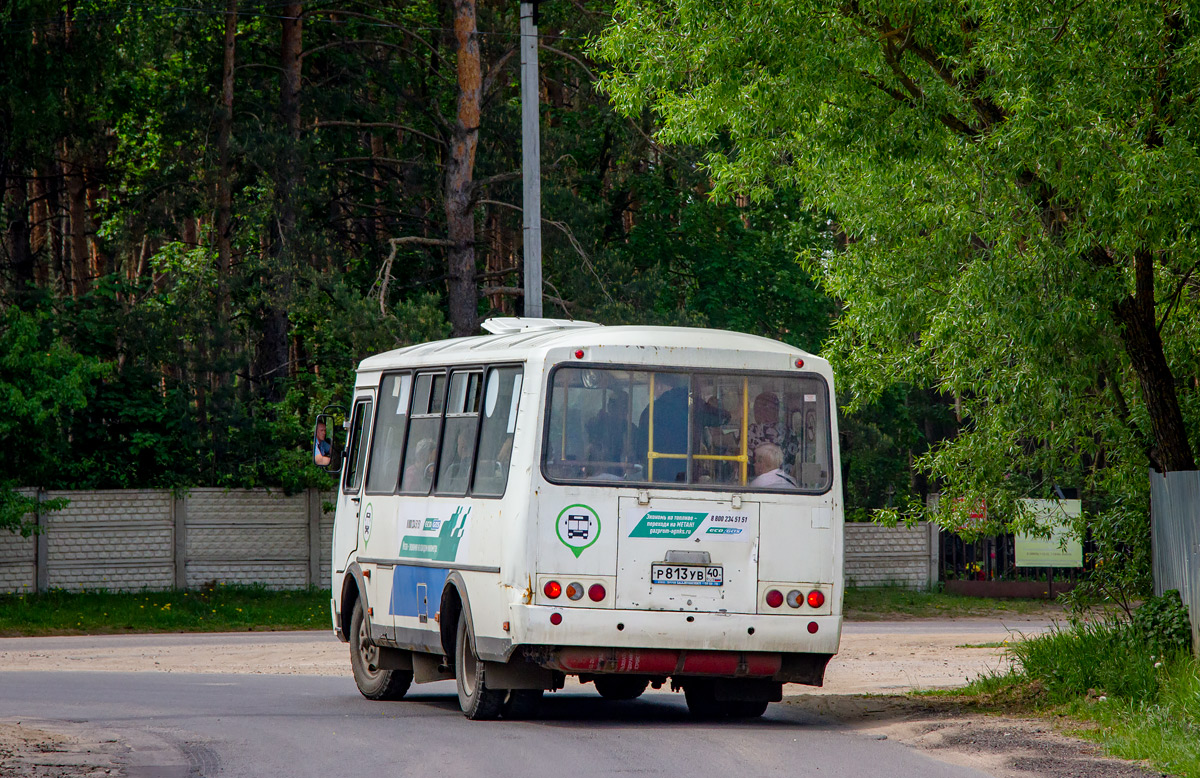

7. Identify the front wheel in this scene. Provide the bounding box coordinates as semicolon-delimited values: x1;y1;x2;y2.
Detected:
349;599;412;700
455;610;506;720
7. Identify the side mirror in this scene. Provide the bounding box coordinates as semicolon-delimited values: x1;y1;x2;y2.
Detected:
313;406;347;474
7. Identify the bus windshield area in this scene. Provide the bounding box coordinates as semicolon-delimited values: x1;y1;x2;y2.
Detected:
543;367;832;492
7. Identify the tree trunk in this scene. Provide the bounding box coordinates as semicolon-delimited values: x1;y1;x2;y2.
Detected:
256;0;301;402
64;147;89;297
444;0;481;337
1112;248;1197;472
4;165;36;295
215;0;237;382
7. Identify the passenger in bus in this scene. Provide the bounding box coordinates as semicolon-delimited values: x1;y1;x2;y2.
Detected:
636;374;729;482
441;427;476;492
585;392;629;473
404;438;436;490
750;443;798;488
748;391;797;472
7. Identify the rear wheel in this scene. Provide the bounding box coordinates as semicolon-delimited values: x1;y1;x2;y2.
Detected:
683;680;770;719
683;680;724;719
594;676;649;701
349;599;412;700
455;610;506;720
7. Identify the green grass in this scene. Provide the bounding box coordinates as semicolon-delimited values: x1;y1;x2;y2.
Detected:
0;585;332;636
939;618;1200;777
844;585;1065;620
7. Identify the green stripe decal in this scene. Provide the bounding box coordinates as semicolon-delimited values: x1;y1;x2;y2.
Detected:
628;511;708;539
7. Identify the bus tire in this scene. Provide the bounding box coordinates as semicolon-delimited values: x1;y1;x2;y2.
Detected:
683;680;724;719
455;610;505;720
594;676;649;701
349;599;412;701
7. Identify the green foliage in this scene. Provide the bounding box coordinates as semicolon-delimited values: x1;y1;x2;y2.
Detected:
1131;590;1195;659
595;0;1200;573
0;584;331;636
1008;618;1166;703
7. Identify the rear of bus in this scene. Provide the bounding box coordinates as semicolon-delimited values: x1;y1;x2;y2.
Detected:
513;332;842;715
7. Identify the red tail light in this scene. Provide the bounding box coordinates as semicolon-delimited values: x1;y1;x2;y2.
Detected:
807;590;825;608
807;621;819;634
765;589;784;608
550;612;563;625
588;583;606;602
543;580;562;599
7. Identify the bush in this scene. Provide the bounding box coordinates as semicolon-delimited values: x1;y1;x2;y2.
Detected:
1132;590;1194;659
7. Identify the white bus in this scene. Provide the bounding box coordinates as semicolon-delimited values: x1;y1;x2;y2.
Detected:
317;318;844;719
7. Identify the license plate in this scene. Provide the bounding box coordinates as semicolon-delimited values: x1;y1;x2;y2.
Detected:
651;563;723;586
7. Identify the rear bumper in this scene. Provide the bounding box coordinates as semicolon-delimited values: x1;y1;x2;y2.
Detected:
508;603;841;655
522;645;830;685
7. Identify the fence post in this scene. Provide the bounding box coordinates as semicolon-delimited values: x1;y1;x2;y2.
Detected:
173;492;187;589
307;488;322;587
35;488;49;593
927;521;940;591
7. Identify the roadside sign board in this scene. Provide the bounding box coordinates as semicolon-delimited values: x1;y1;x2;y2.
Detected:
1015;499;1083;568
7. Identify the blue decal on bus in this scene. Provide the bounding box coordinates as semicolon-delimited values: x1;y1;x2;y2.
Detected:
390;565;451;618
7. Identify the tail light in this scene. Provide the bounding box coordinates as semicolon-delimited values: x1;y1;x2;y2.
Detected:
543;580;562;599
588;583;606;602
565;582;585;601
807;621;819;634
807;590;825;608
786;590;803;608
765;589;784;608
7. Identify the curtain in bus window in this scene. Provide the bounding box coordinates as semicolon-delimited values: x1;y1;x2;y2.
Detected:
366;373;411;493
472;367;522;496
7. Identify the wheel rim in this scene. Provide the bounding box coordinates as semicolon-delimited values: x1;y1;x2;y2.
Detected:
357;613;380;678
459;630;478;698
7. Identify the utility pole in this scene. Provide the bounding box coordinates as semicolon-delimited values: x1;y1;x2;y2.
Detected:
520;0;543;318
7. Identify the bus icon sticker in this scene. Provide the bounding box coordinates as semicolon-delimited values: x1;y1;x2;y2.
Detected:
566;515;590;539
556;504;600;558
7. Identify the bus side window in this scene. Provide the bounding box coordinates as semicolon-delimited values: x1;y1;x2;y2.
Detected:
343;399;373;494
471;366;522;497
436;370;483;496
400;372;444;494
365;372;411;494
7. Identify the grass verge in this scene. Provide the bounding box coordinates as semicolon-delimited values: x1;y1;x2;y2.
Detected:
934;612;1200;777
0;585;331;636
844;585;1065;620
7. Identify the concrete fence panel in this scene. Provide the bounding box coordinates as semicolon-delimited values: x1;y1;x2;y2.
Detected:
0;488;335;593
42;490;174;591
844;521;938;590
185;488;310;588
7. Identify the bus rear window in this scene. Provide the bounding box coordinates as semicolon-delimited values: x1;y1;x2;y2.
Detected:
542;367;832;492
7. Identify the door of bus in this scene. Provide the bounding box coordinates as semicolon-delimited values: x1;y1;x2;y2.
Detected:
332;396;373;573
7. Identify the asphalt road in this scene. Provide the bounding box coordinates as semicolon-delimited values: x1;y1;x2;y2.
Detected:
0;671;994;778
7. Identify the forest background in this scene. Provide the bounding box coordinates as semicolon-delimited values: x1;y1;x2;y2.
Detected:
3;0;1197;599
